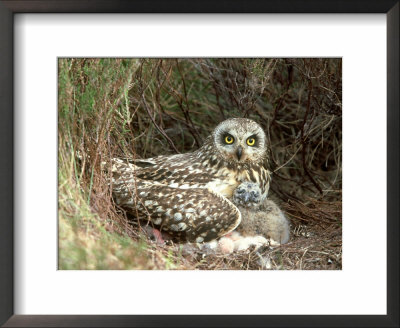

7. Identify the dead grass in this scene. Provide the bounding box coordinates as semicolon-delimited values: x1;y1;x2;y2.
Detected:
58;58;342;270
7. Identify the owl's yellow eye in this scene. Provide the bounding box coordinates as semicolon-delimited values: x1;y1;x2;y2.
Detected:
224;136;234;144
247;138;256;146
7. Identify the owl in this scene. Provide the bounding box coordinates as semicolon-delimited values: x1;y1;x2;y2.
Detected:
111;118;289;244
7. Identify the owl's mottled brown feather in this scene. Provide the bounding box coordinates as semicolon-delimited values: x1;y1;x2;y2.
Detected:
111;118;272;243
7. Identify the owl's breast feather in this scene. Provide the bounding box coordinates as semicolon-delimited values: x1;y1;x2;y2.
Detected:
205;168;243;198
205;167;267;200
205;178;239;198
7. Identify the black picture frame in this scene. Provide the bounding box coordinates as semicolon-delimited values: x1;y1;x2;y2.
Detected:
0;1;398;327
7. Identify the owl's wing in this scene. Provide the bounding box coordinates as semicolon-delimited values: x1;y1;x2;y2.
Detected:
111;157;165;179
125;152;187;167
112;161;241;243
129;159;156;168
112;155;211;186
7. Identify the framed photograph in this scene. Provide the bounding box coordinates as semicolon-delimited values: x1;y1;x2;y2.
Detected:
1;1;398;327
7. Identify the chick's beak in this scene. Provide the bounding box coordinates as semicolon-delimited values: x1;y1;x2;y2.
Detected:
236;146;243;161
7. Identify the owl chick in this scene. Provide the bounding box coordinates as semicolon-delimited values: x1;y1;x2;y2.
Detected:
233;181;290;245
202;182;290;254
111;118;274;243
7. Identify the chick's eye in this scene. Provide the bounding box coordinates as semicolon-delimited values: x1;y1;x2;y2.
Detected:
224;136;234;144
247;138;256;146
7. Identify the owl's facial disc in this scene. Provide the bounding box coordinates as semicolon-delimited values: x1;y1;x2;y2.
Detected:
213;118;267;164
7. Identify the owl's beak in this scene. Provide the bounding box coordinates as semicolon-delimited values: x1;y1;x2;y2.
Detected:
236;146;243;161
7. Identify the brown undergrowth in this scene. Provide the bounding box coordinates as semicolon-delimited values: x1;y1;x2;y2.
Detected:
58;58;342;270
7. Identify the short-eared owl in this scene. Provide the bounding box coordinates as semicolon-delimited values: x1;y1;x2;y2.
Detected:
112;118;289;244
